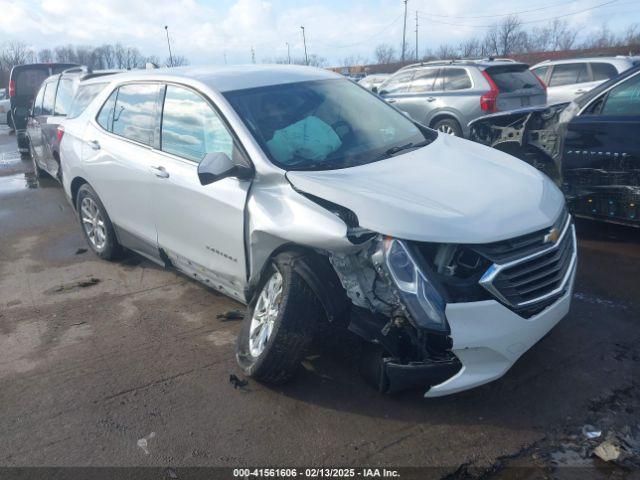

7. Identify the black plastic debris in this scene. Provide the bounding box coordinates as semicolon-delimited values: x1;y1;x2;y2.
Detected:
75;248;88;255
229;374;249;389
217;309;244;321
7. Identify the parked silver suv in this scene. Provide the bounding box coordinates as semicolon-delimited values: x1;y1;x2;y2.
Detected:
376;60;547;137
60;66;574;397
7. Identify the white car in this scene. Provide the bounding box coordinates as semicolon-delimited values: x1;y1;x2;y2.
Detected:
60;65;576;397
531;56;640;105
0;88;11;127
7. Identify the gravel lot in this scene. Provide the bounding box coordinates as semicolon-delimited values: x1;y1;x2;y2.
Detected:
0;125;638;476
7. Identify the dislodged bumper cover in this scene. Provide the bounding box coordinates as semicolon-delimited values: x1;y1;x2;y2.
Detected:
425;262;576;397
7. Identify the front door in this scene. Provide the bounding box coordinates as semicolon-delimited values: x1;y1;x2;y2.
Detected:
149;84;250;301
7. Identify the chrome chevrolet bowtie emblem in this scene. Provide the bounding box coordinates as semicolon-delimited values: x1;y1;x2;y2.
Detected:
544;227;560;244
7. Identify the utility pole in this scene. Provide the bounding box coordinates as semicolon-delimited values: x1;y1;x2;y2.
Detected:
401;0;408;63
223;52;227;65
301;26;308;65
164;25;174;67
286;42;291;64
251;47;255;64
415;10;419;61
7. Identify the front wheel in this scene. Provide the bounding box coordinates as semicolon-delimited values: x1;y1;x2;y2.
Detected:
236;257;323;384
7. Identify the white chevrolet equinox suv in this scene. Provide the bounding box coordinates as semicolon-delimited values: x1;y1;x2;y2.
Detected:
60;65;577;397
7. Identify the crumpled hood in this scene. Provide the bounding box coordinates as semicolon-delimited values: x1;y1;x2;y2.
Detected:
286;133;565;244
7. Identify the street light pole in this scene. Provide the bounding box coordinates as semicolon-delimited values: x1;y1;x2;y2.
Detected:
164;25;174;67
300;26;308;65
401;0;408;63
286;42;291;64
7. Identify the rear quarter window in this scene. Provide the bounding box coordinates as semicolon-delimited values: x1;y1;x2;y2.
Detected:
54;78;75;116
549;63;589;87
443;68;472;90
591;63;619;81
486;66;541;92
41;81;57;116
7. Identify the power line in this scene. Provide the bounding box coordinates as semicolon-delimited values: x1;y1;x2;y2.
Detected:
416;0;583;19
416;0;620;29
314;15;402;49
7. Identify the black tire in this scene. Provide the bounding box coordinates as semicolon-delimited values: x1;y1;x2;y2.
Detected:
7;112;13;131
76;184;122;260
236;256;323;384
433;118;463;137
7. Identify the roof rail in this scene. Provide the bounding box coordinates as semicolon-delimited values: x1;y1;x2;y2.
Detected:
62;65;92;75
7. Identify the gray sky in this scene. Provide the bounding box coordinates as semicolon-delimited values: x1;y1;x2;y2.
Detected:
1;0;639;65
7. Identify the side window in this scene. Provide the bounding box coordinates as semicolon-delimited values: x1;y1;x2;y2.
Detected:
532;66;548;82
443;68;472;90
408;68;439;93
600;74;640;116
41;81;57;115
32;84;46;116
591;63;618;82
379;70;415;94
161;85;233;163
96;89;118;131
112;83;160;145
549;63;589;87
54;78;74;116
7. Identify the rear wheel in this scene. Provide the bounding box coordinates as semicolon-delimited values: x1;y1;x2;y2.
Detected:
236;257;323;384
433;118;463;137
76;184;122;260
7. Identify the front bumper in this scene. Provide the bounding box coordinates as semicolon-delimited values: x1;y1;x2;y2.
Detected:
425;260;576;397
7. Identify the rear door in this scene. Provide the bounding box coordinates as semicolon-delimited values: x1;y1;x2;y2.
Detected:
149;83;250;300
547;63;596;104
485;64;546;110
31;78;58;166
563;72;640;222
81;83;162;259
388;67;442;123
26;82;47;162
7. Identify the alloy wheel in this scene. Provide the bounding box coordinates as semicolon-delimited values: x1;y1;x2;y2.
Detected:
438;124;455;135
80;197;107;251
249;269;284;357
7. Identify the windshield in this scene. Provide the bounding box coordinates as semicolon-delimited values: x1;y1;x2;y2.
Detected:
223;78;435;171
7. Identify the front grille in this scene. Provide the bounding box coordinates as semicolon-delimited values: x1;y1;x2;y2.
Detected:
477;211;576;317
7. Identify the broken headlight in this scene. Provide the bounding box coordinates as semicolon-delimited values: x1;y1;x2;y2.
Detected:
382;238;448;332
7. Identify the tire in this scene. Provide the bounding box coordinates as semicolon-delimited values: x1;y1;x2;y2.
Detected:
7;112;13;131
236;256;323;384
433;118;463;137
76;184;122;260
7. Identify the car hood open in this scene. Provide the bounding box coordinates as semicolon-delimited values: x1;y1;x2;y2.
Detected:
286;133;565;244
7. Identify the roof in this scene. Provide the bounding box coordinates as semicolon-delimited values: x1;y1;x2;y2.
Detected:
531;56;637;68
87;65;341;93
398;59;527;71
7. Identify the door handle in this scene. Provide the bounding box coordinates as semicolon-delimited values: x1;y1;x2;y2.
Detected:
426;97;436;102
149;165;170;178
89;140;100;150
386;99;397;104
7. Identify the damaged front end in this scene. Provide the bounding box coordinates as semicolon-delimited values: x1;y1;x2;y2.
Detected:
469;103;570;182
329;236;497;394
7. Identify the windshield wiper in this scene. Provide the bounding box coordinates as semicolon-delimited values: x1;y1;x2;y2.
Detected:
384;140;429;157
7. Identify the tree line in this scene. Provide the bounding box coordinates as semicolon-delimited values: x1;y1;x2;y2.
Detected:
0;41;189;89
366;17;640;67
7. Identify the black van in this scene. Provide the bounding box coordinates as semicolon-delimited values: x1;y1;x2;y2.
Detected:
9;63;77;152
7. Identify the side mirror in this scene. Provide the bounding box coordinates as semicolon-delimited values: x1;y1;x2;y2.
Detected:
197;152;252;186
371;86;378;94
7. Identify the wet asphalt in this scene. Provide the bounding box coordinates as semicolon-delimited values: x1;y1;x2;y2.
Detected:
0;126;638;475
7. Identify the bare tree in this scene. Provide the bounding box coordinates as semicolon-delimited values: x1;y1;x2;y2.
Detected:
436;44;458;60
38;48;53;63
167;55;189;67
484;15;527;56
0;42;32;68
458;38;481;58
340;54;368;67
374;43;396;65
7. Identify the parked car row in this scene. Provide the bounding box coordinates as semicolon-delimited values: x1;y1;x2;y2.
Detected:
470;64;640;228
54;65;574;397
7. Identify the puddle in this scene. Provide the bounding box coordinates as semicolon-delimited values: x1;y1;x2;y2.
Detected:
0;172;38;195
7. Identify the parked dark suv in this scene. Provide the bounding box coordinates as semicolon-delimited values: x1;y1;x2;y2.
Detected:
470;65;640;227
27;67;117;181
9;63;78;153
